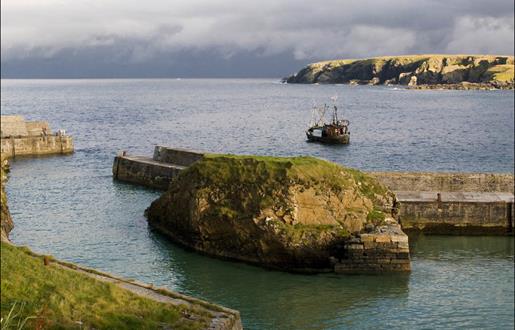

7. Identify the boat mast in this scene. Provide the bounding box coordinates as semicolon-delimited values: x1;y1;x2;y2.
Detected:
330;95;339;125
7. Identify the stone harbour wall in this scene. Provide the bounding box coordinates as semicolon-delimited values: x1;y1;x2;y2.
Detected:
398;195;514;234
372;172;514;234
371;171;514;193
1;115;53;138
1;135;74;157
1;116;29;137
113;146;205;190
335;221;411;273
153;146;204;166
113;154;184;190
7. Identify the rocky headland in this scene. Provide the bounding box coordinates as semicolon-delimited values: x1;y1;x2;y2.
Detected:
146;154;410;273
285;54;514;89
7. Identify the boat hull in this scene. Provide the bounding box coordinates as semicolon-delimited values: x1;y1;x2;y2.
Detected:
306;133;350;144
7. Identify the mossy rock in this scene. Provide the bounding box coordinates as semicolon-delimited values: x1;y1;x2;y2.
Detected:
146;155;396;272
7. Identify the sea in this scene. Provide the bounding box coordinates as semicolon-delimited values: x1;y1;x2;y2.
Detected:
2;79;514;329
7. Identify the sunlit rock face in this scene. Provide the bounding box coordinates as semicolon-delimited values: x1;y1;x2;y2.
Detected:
285;55;514;89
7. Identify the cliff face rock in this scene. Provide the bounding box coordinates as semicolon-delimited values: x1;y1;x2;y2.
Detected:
285;55;514;89
1;156;13;241
146;155;397;272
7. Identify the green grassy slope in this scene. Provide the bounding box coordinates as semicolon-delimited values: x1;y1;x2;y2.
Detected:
1;242;209;329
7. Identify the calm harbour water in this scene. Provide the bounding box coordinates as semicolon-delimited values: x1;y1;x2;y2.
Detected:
2;79;514;329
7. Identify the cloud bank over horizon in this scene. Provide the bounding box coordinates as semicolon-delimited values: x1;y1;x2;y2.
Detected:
1;0;514;78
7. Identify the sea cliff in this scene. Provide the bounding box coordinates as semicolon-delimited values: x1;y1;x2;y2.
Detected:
285;54;514;89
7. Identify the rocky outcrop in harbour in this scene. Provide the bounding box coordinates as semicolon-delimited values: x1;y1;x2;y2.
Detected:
146;154;410;273
285;55;514;89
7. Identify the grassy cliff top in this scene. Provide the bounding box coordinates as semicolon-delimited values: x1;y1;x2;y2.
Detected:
1;242;213;329
309;54;514;66
300;54;514;84
190;154;392;204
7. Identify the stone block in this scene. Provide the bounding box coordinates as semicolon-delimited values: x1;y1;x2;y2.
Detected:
363;241;376;249
390;235;408;243
347;244;364;250
360;234;375;242
374;235;391;243
397;242;409;249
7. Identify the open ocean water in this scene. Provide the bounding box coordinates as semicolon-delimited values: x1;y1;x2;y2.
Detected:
2;79;514;329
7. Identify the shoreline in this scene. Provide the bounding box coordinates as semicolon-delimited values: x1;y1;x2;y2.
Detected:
283;81;514;90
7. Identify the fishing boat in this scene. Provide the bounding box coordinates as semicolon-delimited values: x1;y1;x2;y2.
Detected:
306;101;350;144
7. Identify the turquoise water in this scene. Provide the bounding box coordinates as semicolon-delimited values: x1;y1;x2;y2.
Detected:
2;79;514;329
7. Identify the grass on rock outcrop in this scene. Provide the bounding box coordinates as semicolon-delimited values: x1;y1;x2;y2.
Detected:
199;154;391;219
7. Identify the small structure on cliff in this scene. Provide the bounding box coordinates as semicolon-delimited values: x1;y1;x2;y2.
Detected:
0;115;74;157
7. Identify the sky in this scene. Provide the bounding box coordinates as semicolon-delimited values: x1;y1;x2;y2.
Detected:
1;0;514;78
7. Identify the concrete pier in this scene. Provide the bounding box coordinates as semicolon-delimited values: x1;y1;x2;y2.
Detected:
1;116;74;157
112;147;203;189
371;172;514;235
113;147;514;235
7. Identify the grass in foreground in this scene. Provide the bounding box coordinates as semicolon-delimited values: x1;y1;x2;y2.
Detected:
0;242;207;329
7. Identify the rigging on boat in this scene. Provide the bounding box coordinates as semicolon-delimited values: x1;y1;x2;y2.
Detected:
306;98;350;144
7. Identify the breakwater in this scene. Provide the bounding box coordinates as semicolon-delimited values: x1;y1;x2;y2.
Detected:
113;147;514;235
1;116;74;157
371;172;514;235
112;147;204;189
370;172;513;193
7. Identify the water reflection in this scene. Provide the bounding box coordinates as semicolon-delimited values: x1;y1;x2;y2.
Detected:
148;230;410;329
409;234;515;260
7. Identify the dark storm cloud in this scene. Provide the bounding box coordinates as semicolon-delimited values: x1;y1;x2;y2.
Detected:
1;0;513;78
